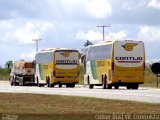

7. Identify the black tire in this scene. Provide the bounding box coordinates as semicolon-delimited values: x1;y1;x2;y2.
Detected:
127;85;132;89
132;84;139;89
47;77;51;87
70;84;75;88
50;84;54;87
88;76;93;89
89;84;94;89
19;77;24;86
10;77;13;86
13;76;16;86
59;84;62;88
108;84;112;89
115;85;119;89
10;82;13;86
66;84;70;88
102;75;107;89
87;77;90;85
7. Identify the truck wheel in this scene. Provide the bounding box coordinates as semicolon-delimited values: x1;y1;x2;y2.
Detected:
19;77;24;86
13;76;16;86
10;82;13;86
10;77;13;86
37;77;40;87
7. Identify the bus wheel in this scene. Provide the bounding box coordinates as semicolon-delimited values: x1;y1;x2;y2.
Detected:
127;85;132;89
50;84;54;87
88;76;93;89
70;84;75;88
102;75;107;89
115;85;119;89
89;84;93;89
47;77;51;87
132;84;139;89
108;84;112;89
59;84;62;88
66;84;70;88
87;76;90;85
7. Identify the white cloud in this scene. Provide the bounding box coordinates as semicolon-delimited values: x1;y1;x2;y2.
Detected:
15;22;41;44
138;26;160;42
20;52;36;61
41;22;54;31
61;0;112;19
122;1;147;10
76;30;128;41
0;20;54;44
83;0;112;18
0;20;15;42
76;30;102;41
106;30;127;40
147;0;160;9
14;21;54;44
137;1;147;7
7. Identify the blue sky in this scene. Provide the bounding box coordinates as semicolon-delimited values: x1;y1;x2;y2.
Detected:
0;0;160;66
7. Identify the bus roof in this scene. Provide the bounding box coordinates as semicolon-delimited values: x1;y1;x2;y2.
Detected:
87;40;143;48
39;48;78;53
87;40;114;48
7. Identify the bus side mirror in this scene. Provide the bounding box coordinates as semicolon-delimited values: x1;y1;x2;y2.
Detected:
81;55;86;68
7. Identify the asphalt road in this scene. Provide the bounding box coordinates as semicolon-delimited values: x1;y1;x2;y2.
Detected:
0;81;160;103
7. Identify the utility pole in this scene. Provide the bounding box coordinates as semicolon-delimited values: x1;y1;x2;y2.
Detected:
97;24;110;41
32;39;42;52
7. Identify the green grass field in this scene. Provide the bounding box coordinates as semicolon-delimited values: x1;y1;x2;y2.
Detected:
0;93;160;120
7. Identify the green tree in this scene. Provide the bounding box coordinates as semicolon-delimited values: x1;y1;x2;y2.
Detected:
5;60;13;69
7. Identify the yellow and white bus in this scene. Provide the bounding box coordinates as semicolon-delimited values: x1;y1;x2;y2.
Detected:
84;40;145;89
35;48;80;87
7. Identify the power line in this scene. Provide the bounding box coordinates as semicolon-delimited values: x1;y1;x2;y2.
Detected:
97;24;110;41
32;39;42;52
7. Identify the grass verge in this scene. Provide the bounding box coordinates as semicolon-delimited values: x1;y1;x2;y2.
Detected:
140;73;160;88
0;93;160;120
0;75;9;81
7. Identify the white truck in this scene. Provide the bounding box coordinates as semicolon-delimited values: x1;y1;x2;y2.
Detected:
10;61;35;86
